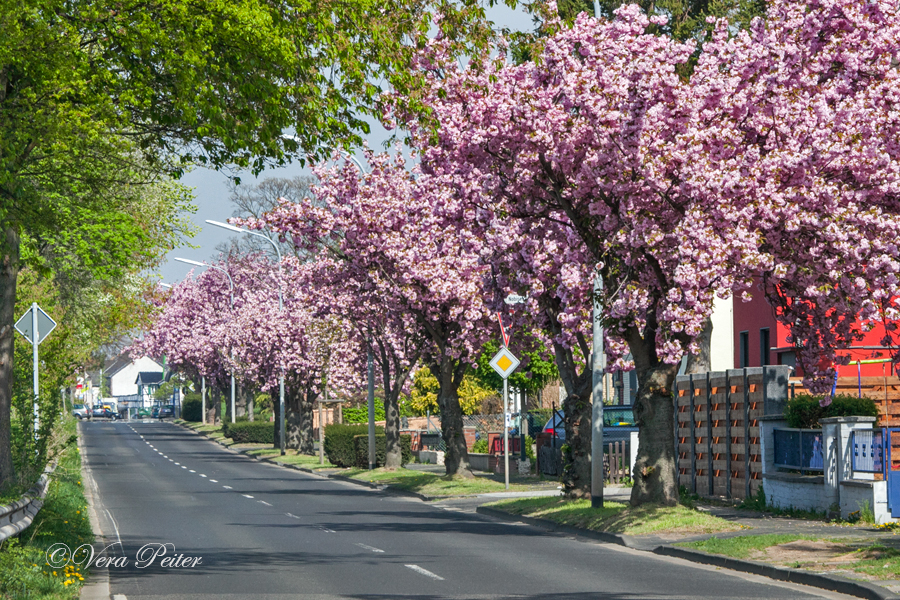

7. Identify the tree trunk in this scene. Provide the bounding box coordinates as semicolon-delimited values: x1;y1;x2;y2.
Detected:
298;388;316;454
551;342;593;499
561;384;592;499
629;356;680;506
206;385;222;425
235;383;247;419
285;388;300;450
434;357;473;478
685;317;713;374
245;386;254;422
0;227;19;491
383;389;402;469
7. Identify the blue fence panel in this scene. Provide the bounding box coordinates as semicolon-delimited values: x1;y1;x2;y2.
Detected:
773;428;825;472
851;429;883;473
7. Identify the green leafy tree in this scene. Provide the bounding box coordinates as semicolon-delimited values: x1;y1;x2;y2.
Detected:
0;0;497;489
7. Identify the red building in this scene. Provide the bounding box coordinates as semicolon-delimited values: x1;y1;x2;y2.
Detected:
732;290;896;378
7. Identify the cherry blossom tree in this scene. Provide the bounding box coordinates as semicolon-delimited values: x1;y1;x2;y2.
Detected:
247;152;498;476
407;0;900;505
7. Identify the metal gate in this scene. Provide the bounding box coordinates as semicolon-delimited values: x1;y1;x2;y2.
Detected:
886;429;900;518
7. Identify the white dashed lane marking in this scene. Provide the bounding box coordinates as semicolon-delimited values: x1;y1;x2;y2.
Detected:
405;565;444;581
210;479;218;483
223;486;232;489
355;543;384;553
242;494;254;499
285;513;300;519
200;474;207;478
258;500;272;506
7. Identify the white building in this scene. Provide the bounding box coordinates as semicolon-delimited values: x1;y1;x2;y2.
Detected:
105;354;164;414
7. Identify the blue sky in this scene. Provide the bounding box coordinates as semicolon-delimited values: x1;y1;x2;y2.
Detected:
160;3;534;285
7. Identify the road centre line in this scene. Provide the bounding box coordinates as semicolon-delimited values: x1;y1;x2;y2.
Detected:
285;513;300;519
355;543;384;553
258;500;272;506
242;494;254;499
320;527;335;533
199;474;207;477
223;485;232;489
405;564;444;581
210;479;217;482
189;470;195;473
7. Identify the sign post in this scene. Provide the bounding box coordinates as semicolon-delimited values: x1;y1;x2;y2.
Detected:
15;303;57;441
489;337;520;490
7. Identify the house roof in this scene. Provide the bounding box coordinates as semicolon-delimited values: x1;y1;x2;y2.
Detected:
135;371;164;385
104;353;134;378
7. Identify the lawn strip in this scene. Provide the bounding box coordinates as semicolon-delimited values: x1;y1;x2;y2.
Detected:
346;467;550;496
0;418;92;599
486;496;741;536
677;534;817;559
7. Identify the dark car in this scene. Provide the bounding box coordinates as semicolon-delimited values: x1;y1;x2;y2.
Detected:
543;406;638;444
158;405;174;419
92;406;119;420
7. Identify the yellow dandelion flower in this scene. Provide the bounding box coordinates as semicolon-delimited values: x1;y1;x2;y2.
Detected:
76;510;80;514
53;571;57;576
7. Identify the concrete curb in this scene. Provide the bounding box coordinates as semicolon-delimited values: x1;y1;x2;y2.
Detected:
78;424;111;600
475;503;900;600
655;545;900;600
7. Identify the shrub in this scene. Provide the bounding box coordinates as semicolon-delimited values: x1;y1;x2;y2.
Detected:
223;421;274;444
353;434;412;468
472;437;489;453
343;404;385;424
182;394;202;422
784;394;879;429
324;423;380;467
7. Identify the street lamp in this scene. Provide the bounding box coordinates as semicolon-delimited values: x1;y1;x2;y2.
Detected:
174;257;237;424
334;155;377;471
206;220;287;455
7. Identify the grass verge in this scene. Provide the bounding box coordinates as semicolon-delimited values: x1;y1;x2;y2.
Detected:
345;468;552;496
485;496;743;536
0;417;92;599
677;534;816;559
244;448;336;469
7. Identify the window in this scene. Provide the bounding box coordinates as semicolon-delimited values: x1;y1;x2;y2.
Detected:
760;328;770;366
739;331;749;368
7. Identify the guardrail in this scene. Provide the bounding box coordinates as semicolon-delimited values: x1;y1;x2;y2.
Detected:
0;464;55;543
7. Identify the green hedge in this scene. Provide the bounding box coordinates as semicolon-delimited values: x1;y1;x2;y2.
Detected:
343;404;385;424
182;394;202;422
324;423;379;467
223;421;275;444
352;434;412;468
784;394;879;429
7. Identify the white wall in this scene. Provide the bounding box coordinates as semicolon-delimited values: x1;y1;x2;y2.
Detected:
109;356;163;397
710;296;734;372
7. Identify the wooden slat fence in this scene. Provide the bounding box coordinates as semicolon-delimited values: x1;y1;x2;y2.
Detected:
605;441;628;483
675;366;791;500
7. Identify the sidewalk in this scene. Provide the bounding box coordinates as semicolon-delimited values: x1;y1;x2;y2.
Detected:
177;421;900;599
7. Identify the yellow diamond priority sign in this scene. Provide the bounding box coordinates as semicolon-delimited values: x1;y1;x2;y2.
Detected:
489;347;520;380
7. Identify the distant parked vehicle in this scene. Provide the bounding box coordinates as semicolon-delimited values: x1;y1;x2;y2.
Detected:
137;408;152;418
542;406;638;444
73;404;90;420
158;405;174;419
92;406;119;420
151;406;160;418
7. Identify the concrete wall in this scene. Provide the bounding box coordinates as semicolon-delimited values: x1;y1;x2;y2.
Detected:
841;480;890;524
710;296;734;372
762;473;829;512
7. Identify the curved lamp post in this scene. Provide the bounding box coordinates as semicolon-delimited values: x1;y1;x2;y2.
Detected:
205;220;286;454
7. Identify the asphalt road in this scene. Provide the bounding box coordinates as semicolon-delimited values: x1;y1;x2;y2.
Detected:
79;421;856;600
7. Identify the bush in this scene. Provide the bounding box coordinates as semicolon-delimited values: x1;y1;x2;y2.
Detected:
343;404;385;424
182;394;202;422
472;437;489;453
223;421;274;444
784;394;879;428
353;434;412;468
324;423;380;467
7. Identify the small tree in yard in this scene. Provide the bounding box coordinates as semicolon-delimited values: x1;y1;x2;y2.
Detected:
409;0;900;505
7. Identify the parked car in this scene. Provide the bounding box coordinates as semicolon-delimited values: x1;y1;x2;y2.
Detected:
72;404;90;420
158;405;174;419
92;406;119;420
542;406;638;444
137;408;152;418
151;406;160;418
